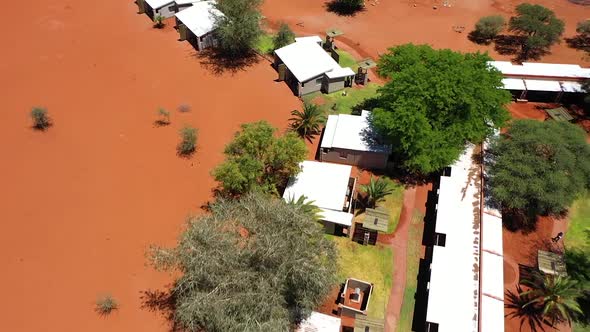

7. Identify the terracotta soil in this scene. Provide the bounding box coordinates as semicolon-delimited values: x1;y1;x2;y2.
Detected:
0;1;300;331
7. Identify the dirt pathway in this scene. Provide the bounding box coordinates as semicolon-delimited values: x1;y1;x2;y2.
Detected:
379;186;416;332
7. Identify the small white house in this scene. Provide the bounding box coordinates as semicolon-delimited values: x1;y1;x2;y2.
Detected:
274;37;355;96
175;1;223;51
283;161;356;235
320;110;391;170
296;311;341;332
138;0;203;20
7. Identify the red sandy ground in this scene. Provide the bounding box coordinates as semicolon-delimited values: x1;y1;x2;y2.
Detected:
0;1;301;331
263;0;590;67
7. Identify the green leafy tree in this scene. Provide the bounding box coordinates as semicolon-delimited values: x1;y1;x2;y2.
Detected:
177;126;198;156
289;103;326;140
360;176;393;208
521;271;583;326
212;121;307;195
508;3;565;58
214;0;262;58
373;44;510;174
273;23;295;50
471;15;505;43
148;193;337;331
285;194;322;221
30;107;51;130
488;120;590;223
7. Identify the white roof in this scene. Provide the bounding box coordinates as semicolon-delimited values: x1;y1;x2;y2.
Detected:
480;295;505;332
325;66;356;79
489;61;590;79
175;1;222;37
481;251;504;300
426;145;480;332
321;110;391;154
297;311;341;332
319;208;353;226
524;79;563;92
501;78;526;90
175;0;203;4
145;0;174;9
295;36;323;44
561;81;585;93
482;212;503;255
283;161;352;212
274;38;354;82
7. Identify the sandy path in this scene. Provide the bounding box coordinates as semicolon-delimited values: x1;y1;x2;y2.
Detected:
0;0;300;331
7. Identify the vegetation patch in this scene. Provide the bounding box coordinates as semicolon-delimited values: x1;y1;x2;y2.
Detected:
336;49;359;72
255;33;275;55
303;83;382;115
95;294;118;316
377;178;405;234
397;210;424;332
330;236;393;319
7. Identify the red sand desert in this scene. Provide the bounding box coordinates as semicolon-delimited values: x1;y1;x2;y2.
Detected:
2;0;589;331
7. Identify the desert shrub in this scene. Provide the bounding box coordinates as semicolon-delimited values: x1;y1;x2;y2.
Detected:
155;108;170;126
153;14;165;29
95;294;118;316
30;107;51;130
577;20;590;37
177;126;198;156
177;103;191;113
273;23;295;50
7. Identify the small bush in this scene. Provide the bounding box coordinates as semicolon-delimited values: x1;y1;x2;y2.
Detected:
470;15;505;44
95;294;118;316
177;103;191;113
30;107;51;130
577;20;590;37
153;15;165;29
273;23;295;50
177;126;198;156
155;108;170;126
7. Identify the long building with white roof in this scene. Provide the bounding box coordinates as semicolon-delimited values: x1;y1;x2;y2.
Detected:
423;143;504;332
489;61;590;102
274;37;355;96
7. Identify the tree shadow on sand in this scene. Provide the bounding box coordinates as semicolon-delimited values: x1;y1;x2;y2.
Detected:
194;49;260;76
140;288;183;332
493;35;550;62
565;35;590;53
505;286;552;332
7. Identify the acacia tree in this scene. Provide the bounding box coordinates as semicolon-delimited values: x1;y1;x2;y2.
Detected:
273;23;295;50
212;121;307;195
373;44;510;174
214;0;262;58
509;3;565;58
148;193;337;331
488;120;590;223
471;15;505;44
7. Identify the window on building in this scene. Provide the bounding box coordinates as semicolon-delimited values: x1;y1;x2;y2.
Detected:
442;167;452;177
168;5;176;12
316;77;323;84
434;232;446;247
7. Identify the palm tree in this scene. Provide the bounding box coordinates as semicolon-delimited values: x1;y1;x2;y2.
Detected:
286;194;322;221
289;103;326;140
360;176;393;208
520;271;583;326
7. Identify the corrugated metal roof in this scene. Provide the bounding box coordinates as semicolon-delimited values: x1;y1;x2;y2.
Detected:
320;111;391;154
175;1;222;37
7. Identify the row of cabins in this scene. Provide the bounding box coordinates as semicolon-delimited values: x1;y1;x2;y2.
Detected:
138;0;222;51
491;61;590;103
